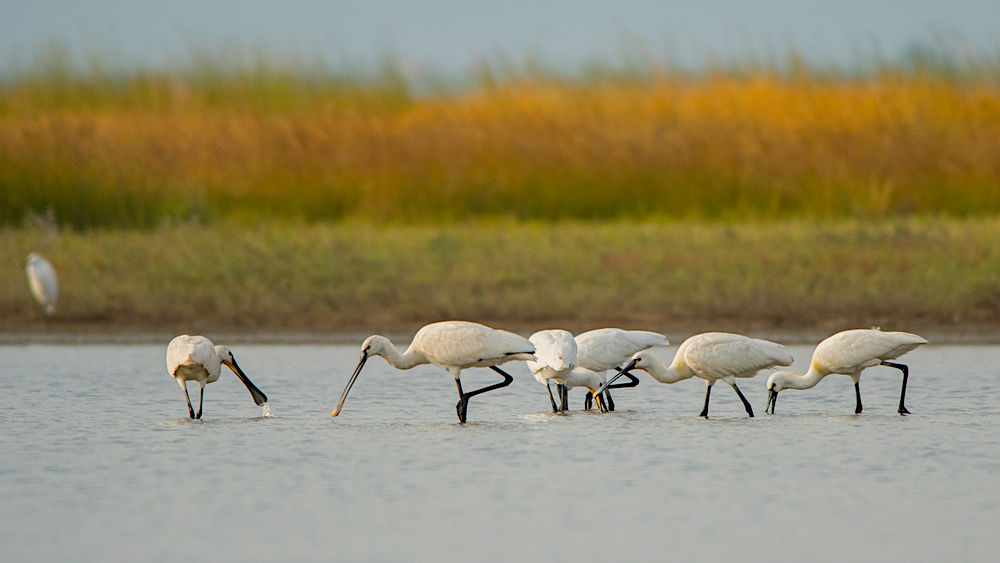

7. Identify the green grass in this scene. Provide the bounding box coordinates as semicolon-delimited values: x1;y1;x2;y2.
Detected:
4;218;1000;333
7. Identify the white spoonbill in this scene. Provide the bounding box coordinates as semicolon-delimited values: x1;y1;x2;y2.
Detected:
333;321;536;423
526;329;578;413
26;253;58;316
765;328;927;415
574;328;669;411
601;332;792;418
561;367;609;412
166;335;268;419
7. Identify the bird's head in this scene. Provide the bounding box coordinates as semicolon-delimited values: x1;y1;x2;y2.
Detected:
765;371;795;414
334;335;390;418
216;345;267;406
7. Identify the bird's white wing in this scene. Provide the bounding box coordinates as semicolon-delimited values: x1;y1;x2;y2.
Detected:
816;329;927;372
166;335;216;375
414;321;534;366
527;330;577;372
683;333;793;379
576;328;668;371
26;255;58;313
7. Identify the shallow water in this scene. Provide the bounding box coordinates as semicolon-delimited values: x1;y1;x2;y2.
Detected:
1;343;998;562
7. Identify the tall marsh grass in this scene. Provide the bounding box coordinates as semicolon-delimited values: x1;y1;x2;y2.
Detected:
2;45;1000;228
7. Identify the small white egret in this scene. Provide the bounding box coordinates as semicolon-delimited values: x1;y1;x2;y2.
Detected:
166;335;268;419
765;328;927;415
574;328;669;411
333;321;536;423
526;329;578;413
601;332;792;418
25;253;58;316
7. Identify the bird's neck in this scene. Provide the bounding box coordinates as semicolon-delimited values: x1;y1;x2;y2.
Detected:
783;364;827;390
378;342;427;370
644;358;692;384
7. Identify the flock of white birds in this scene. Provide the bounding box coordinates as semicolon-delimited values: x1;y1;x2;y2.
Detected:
24;253;927;422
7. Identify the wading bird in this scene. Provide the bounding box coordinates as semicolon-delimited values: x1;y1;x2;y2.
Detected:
25;253;57;316
526;329;578;413
166;335;268;419
574;328;669;411
601;332;792;418
562;367;608;412
333;321;536;423
765;328;927;415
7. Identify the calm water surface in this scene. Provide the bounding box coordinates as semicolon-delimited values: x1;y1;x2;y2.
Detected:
1;343;998;562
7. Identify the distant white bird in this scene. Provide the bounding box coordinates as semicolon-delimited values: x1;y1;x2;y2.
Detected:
526;329;578;413
166;335;268;419
333;321;536;423
602;332;793;418
574;328;669;411
25;253;58;316
766;328;927;415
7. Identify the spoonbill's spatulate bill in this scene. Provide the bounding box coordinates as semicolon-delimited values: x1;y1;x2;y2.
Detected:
526;329;578;413
25;253;57;316
766;328;927;415
166;335;268;419
574;328;669;411
603;332;792;418
333;321;536;423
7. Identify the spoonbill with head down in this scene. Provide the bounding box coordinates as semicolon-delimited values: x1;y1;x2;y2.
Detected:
601;332;792;417
561;367;609;412
333;321;536;423
574;328;669;411
26;253;57;316
166;335;268;419
526;329;578;413
765;328;927;415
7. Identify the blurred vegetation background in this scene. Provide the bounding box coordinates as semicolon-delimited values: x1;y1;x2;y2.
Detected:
3;42;999;333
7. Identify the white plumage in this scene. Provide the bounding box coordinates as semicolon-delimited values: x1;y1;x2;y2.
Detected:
26;253;58;316
333;321;536;423
605;332;793;417
574;328;669;411
766;328;927;415
166;335;268;419
561;367;607;412
526;329;578;413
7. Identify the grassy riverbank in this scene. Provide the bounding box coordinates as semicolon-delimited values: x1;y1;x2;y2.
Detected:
4;218;1000;335
2;60;1000;229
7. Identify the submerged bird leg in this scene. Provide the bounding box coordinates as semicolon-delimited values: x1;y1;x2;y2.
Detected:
731;383;754;417
700;384;712;418
584;392;592;411
182;383;195;419
854;381;863;414
558;384;568;412
881;361;911;415
546;381;559;413
196;385;204;419
455;366;515;423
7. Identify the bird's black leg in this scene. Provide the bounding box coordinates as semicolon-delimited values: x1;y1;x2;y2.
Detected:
196;386;204;419
559;384;568;412
454;366;515;423
546;381;558;413
732;383;754;417
604;390;615;411
881;361;911;415
454;378;468;423
584;392;592;410
183;384;195;419
700;384;712;418
854;381;863;414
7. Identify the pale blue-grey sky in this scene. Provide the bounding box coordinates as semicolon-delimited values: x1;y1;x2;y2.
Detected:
3;0;998;73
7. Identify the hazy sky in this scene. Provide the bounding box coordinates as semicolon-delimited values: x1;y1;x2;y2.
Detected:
3;0;998;73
